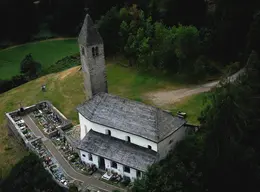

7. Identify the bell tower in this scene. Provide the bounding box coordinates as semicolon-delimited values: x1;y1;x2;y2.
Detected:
78;14;108;99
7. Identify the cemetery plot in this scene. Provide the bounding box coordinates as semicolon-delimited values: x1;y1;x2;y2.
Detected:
51;134;98;176
11;115;36;141
31;106;63;135
31;139;71;188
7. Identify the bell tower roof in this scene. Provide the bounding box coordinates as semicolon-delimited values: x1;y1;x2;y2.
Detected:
78;14;103;47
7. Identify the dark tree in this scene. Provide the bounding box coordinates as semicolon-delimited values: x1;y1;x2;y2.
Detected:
0;153;64;192
97;7;122;55
20;54;42;79
162;0;207;27
0;0;39;43
210;0;260;63
247;11;260;56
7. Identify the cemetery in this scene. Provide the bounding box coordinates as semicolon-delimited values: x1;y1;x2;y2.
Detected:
6;107;72;189
30;101;72;137
6;101;126;191
30;139;71;188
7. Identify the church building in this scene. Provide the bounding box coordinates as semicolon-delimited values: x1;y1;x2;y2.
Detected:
77;14;188;181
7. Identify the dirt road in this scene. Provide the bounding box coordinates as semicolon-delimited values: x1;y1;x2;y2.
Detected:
145;69;245;107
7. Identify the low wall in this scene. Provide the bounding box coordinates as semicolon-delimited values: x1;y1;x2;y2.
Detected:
6;112;28;146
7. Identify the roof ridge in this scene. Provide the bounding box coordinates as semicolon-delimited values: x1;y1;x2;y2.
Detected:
89;93;106;120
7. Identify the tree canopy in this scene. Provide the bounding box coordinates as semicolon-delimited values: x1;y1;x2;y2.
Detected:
0;153;64;192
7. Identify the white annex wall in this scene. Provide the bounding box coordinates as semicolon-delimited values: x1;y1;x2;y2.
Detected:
80;150;99;168
157;126;188;160
79;113;158;151
80;150;139;181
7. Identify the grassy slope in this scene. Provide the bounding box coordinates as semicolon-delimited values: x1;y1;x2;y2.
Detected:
171;93;208;125
0;39;78;80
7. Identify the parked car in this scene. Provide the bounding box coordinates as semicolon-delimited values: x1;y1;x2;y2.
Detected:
177;111;187;118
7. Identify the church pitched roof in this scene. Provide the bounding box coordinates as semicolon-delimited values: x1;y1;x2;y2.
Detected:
78;14;103;47
78;130;158;172
77;93;186;142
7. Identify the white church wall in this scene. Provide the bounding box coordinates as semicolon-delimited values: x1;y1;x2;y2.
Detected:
104;159;138;181
79;113;92;140
78;113;158;151
157;125;188;160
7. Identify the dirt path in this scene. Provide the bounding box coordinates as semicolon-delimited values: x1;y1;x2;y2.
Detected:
145;69;245;107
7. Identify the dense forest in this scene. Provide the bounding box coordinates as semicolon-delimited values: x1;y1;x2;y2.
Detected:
1;0;260;90
0;153;64;192
1;0;260;192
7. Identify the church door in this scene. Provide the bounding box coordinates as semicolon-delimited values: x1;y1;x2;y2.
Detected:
98;156;105;170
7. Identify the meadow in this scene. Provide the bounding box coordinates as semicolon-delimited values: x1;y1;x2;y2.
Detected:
0;38;78;80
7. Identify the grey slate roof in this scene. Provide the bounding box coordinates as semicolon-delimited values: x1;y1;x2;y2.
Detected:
78;14;103;47
77;93;186;142
78;130;158;171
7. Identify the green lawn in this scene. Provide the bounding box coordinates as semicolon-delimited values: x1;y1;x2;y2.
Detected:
170;93;209;125
107;58;181;101
0;38;78;80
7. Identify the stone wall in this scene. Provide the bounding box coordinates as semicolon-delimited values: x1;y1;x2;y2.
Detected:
6;111;41;149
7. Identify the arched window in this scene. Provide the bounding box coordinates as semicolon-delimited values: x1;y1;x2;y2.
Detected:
126;136;131;143
105;129;111;136
95;46;99;56
81;46;85;55
92;47;95;57
88;153;93;161
148;145;152;150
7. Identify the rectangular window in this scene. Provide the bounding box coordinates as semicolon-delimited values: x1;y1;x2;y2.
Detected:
124;166;130;173
111;161;117;169
137;170;141;177
88;153;93;161
81;46;85;55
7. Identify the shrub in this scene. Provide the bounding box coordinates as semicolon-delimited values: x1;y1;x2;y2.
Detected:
43;53;80;74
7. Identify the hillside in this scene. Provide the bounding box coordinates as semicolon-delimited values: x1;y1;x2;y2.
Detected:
0;38;78;80
0;63;207;177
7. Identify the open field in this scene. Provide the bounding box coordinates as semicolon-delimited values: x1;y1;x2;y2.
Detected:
0;38;78;80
